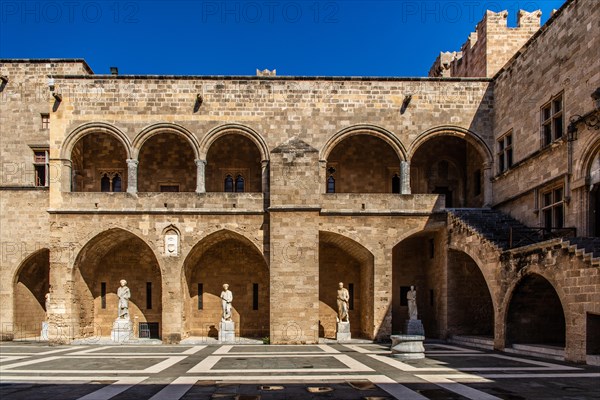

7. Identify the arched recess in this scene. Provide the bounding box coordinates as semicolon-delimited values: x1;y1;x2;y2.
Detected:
182;229;269;339
62;123;132;192
72;228;162;339
409;126;491;207
205;133;263;192
13;249;49;339
392;231;445;337
505;273;566;347
134;124;199;192
447;249;494;337
199;124;270;162
321;126;404;193
578;138;600;237
319;231;374;339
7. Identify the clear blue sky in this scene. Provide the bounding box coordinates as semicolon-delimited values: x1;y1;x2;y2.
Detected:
0;0;566;76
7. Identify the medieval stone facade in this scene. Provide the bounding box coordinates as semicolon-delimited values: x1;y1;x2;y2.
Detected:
1;0;598;364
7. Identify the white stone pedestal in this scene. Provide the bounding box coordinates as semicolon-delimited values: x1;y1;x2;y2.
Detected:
111;319;133;343
219;320;235;343
405;319;424;335
390;335;425;359
336;321;351;342
41;322;49;340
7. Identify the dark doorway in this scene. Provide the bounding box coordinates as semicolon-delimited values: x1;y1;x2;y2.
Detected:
433;186;453;208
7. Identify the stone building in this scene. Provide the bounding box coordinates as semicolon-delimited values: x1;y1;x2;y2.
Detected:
0;0;598;364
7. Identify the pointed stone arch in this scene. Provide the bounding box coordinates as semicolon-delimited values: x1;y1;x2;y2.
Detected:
72;228;163;340
60;122;132;160
199;123;270;162
408;125;492;162
132;123;201;160
319;231;375;339
320;124;407;162
182;229;269;339
13;248;50;340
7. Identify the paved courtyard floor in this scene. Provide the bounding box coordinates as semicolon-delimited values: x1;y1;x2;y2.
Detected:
1;341;599;399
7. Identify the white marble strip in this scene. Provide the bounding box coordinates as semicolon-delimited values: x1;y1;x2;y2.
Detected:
368;354;453;372
317;344;340;353
77;376;148;400
182;346;206;355
148;376;197;400
416;375;502;400
480;372;600;379
143;356;187;373
0;356;29;362
0;355;60;370
69;347;110;355
373;375;429;400
212;345;232;354
0;376;148;382
341;344;387;354
187;355;221;372
488;353;581;369
40;347;84;355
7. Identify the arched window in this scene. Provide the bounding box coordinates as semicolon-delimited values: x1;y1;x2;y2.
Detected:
101;173;111;192
113;174;122;192
224;175;234;192
327;176;336;193
235;175;245;192
392;174;400;194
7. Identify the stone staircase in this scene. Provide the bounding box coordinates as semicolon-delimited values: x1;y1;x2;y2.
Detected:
448;209;600;264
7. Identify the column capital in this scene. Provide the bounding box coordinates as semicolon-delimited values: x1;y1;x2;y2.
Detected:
126;158;139;166
195;159;207;167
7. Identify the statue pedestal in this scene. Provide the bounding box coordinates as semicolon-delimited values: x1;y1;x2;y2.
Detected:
404;319;425;336
111;319;133;343
219;320;235;343
336;321;351;342
41;321;49;340
390;334;425;360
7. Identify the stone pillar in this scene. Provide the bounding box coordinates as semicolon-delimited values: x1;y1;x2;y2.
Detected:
195;159;206;194
483;162;493;207
160;258;184;344
373;244;393;341
126;159;138;194
400;161;411;194
261;160;269;194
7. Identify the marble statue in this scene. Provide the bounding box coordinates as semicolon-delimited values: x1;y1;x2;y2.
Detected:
407;285;417;320
44;292;50;315
117;279;131;320
220;283;233;321
337;282;350;322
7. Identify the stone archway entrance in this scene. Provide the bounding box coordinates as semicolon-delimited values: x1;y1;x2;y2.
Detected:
182;230;269;339
73;229;162;339
506;274;565;347
13;249;49;339
447;249;494;337
318;232;374;339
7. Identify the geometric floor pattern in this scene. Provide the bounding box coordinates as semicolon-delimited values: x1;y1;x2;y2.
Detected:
1;342;599;399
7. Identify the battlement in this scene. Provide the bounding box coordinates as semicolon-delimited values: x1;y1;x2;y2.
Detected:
429;9;542;78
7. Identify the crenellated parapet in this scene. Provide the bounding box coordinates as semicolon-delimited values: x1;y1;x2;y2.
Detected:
429;9;542;78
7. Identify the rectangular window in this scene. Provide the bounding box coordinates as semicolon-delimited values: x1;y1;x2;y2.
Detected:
33;149;49;187
146;282;152;310
348;283;355;311
101;282;106;309
497;132;513;173
541;94;564;146
252;283;259;310
160;184;180;192
197;283;203;310
41;114;49;130
541;186;564;230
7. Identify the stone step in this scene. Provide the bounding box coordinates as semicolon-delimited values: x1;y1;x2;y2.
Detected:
504;343;565;361
448;335;493;350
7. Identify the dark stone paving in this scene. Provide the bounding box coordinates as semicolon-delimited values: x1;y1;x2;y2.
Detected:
0;342;598;400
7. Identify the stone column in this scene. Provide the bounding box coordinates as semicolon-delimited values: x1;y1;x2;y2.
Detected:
261;160;269;194
126;159;138;194
400;161;411;194
483;163;493;207
195;159;206;194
